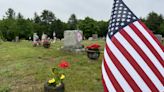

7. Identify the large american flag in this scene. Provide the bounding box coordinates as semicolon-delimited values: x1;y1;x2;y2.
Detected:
102;0;164;91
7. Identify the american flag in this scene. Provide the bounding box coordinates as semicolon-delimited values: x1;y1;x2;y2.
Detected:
102;0;164;92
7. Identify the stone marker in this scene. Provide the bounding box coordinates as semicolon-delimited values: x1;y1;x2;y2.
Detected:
15;36;19;42
41;33;47;43
155;34;162;43
52;31;56;43
92;34;98;40
63;30;84;52
88;37;93;41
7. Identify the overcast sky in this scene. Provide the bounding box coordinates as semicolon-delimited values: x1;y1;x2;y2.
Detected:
0;0;164;22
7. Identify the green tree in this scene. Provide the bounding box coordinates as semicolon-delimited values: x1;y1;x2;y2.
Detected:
145;12;163;34
34;12;41;24
51;19;68;39
68;14;77;30
40;10;56;24
159;22;164;36
97;20;108;37
40;10;56;37
77;17;100;38
5;8;15;19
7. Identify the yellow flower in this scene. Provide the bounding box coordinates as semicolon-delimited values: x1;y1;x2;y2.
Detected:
60;74;65;80
48;78;55;84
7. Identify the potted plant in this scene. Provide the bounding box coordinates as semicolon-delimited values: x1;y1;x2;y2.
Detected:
44;61;69;92
44;68;65;92
43;40;50;48
86;44;101;60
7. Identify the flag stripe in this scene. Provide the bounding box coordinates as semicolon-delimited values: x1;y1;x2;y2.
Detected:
106;36;145;92
104;48;133;92
115;31;160;91
112;35;154;91
129;24;164;78
138;20;164;52
129;23;164;69
102;76;109;92
123;26;164;89
122;28;164;86
134;21;164;60
105;43;142;92
103;59;124;92
120;27;163;91
102;62;116;92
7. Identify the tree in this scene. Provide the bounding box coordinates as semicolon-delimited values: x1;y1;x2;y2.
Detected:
97;20;108;37
40;10;56;24
68;14;77;30
17;12;24;19
5;8;16;19
39;10;56;37
159;22;164;36
77;17;100;38
145;12;163;34
34;12;41;24
51;19;68;39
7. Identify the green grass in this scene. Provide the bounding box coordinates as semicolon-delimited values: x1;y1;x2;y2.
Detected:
0;40;105;92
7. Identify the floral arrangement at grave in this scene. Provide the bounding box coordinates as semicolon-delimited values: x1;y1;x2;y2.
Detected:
44;60;69;92
86;44;101;50
43;39;51;48
86;44;101;60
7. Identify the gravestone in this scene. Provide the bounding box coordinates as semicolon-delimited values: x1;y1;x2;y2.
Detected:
15;36;19;42
52;31;56;43
88;37;93;41
41;33;47;43
155;34;162;43
63;30;84;52
92;34;98;40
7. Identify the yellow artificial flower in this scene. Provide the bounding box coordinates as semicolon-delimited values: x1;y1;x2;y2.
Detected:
48;78;55;84
60;74;65;80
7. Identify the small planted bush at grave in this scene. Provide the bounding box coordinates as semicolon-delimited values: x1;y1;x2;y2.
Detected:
43;40;51;48
86;44;101;60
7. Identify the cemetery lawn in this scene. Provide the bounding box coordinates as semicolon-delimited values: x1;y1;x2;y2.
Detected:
0;40;105;92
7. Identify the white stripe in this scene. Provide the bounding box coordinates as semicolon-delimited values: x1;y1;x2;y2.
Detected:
104;49;133;92
102;62;116;92
125;25;164;77
106;36;151;92
123;26;164;91
134;21;164;60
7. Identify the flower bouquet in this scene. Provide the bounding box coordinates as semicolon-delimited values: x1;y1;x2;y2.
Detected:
86;44;101;60
43;40;50;48
44;67;66;92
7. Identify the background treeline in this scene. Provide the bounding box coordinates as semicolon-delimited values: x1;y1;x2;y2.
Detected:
0;8;164;41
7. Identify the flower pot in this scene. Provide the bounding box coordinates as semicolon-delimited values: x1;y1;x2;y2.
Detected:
44;82;64;92
86;49;100;60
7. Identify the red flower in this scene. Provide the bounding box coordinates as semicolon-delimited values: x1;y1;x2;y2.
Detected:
58;60;70;69
86;44;101;49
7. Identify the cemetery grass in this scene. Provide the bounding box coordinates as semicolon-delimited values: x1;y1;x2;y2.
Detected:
0;40;105;92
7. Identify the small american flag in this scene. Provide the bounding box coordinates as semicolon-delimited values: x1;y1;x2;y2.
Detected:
102;0;164;92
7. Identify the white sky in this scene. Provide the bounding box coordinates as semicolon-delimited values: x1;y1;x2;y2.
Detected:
0;0;164;22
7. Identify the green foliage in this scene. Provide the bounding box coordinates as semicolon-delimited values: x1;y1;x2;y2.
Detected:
68;14;78;30
0;40;104;92
78;17;100;38
0;8;164;41
145;12;163;34
159;22;164;36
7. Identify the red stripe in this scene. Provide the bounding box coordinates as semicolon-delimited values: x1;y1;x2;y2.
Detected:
106;44;142;92
132;22;164;67
111;37;143;91
103;58;124;92
119;30;159;92
102;75;109;92
138;20;164;52
129;23;164;85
